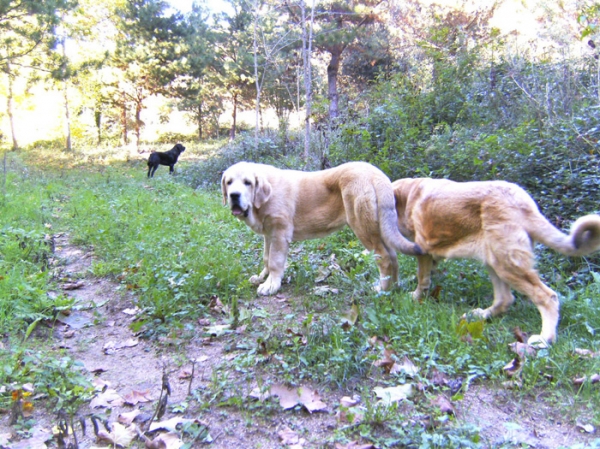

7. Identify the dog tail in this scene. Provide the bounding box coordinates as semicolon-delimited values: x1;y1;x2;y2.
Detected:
377;183;424;256
529;213;600;257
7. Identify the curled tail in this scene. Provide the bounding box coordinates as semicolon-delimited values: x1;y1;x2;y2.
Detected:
377;183;423;256
529;214;600;257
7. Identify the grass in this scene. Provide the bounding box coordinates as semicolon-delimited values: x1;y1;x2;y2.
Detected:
1;144;600;447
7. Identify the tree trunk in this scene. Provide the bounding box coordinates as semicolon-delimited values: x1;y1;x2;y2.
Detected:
327;46;343;123
302;0;315;163
121;92;128;146
253;0;260;150
6;64;18;150
63;80;72;151
230;93;237;141
95;108;102;145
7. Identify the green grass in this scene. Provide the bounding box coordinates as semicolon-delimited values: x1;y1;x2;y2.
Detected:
1;146;600;447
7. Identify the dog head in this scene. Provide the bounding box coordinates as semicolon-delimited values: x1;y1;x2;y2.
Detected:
172;143;186;155
221;162;272;219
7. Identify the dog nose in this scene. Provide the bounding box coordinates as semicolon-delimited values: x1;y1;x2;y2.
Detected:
230;193;240;202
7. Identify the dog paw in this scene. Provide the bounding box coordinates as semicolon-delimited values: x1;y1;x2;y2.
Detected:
527;334;551;349
465;308;490;320
249;275;261;285
257;277;281;296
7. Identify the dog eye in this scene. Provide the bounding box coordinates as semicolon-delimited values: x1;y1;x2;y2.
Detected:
226;180;233;185
244;180;252;186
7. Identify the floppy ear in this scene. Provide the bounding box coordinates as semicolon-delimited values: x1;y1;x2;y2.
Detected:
221;174;228;205
253;174;272;208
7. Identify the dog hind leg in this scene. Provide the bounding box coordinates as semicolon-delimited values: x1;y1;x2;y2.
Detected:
412;255;434;300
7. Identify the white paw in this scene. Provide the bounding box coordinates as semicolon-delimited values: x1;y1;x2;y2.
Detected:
527;334;550;349
468;308;490;320
249;275;261;285
256;277;281;296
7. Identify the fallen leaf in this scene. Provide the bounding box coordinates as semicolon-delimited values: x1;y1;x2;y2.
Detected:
340;303;359;329
574;348;600;358
122;389;153;405
118;409;141;425
373;384;413;404
335;442;375;449
508;342;536;358
278;426;303;445
96;422;136;447
269;384;328;413
62;281;85;290
148;417;201;433
313;285;339;296
122;307;141;316
576;422;595;434
391;356;420;377
373;347;396;374
512;327;527;343
430;395;455;415
503;358;523;377
90;388;125;408
340;395;361;407
573;373;600;386
148;432;184;449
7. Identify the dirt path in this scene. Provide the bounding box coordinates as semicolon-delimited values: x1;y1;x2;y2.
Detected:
0;235;597;448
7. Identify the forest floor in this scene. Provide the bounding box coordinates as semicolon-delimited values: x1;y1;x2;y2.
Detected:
0;233;597;449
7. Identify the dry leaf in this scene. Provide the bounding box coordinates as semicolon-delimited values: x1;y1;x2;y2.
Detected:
118;409;141;425
341;303;359;329
148;417;202;433
335;442;375;449
340;395;361;407
573;373;600;386
146;432;183;449
508;342;536;358
269;384;328;413
574;348;600;358
373;347;396;374
391;356;420;377
430;395;455;415
123;389;153;405
278;426;303;445
90;388;125;408
503;358;522;377
373;384;413;404
96;422;136;447
62;281;85;290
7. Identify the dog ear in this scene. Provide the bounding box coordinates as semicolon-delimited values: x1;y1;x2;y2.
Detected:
221;173;228;205
253;174;272;208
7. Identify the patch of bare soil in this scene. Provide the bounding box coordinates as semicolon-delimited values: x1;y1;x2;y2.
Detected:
1;235;597;448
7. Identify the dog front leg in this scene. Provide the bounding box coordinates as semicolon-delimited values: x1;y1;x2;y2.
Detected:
250;235;270;285
256;234;289;296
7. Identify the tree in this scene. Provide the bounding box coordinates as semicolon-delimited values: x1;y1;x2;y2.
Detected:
0;0;78;149
214;0;256;141
173;3;223;141
111;0;187;147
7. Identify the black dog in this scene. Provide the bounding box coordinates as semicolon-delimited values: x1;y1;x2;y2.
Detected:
147;143;186;178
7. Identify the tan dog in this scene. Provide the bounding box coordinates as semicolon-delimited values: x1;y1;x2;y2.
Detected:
222;161;423;296
392;177;600;347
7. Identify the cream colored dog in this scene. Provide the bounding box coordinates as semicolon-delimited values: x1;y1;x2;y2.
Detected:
392;177;600;347
222;161;423;296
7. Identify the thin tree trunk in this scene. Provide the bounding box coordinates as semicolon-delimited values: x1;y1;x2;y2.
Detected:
254;0;260;150
327;48;342;122
6;64;18;151
121;92;128;146
62;39;72;151
230;93;237;141
301;0;315;163
63;81;72;151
